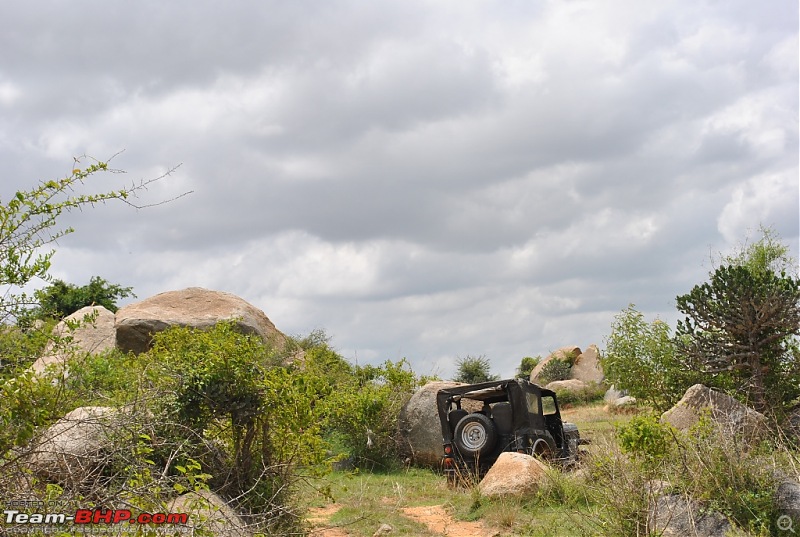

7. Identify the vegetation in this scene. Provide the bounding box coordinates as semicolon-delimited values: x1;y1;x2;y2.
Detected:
452;354;499;384
537;357;572;385
516;355;541;379
24;275;135;322
676;263;800;414
601;305;694;411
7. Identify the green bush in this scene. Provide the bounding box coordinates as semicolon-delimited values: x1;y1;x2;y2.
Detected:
552;383;606;407
537;359;572;384
616;413;675;463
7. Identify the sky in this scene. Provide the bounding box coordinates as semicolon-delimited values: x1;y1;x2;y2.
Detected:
1;0;797;379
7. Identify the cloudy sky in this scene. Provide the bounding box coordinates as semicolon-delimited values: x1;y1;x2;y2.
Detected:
1;0;797;379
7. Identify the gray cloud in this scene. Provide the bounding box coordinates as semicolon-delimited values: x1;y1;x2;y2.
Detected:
1;0;796;379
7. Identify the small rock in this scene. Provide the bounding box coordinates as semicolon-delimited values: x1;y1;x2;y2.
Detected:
372;523;393;536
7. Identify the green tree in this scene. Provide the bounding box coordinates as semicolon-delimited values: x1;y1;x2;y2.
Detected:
676;264;800;413
515;356;541;379
452;355;499;384
602;305;695;411
27;276;135;321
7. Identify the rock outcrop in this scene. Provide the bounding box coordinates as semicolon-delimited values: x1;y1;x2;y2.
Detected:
115;287;286;354
661;384;766;439
30;306;116;376
478;452;548;498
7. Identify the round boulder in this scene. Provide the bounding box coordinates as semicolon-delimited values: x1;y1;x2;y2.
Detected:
115;287;286;354
398;381;474;468
28;406;122;487
168;490;249;537
30;306;116;377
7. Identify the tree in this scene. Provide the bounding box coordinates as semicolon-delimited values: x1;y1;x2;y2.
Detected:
515;355;541;379
28;276;135;321
602;305;695;411
0;157;184;324
676;264;800;413
452;355;499;384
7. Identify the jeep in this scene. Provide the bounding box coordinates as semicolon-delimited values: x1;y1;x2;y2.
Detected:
436;378;582;480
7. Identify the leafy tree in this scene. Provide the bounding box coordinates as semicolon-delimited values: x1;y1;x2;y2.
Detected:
515;355;541;379
27;276;135;321
452;355;499;384
602;305;696;411
676;264;800;413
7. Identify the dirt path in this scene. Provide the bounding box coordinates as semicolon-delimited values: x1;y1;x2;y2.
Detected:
307;503;499;537
307;505;349;536
401;504;497;537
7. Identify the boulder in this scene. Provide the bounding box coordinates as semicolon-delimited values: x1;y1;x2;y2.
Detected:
569;344;604;384
648;494;731;537
661;384;766;439
115;287;286;354
28;406;122;487
30;306;116;376
168;490;249;537
545;379;587;392
478;452;548;498
398;381;479;467
604;385;625;402
530;346;581;384
610;395;637;408
775;474;800;523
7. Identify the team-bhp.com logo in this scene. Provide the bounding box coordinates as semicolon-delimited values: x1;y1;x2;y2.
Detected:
4;508;188;530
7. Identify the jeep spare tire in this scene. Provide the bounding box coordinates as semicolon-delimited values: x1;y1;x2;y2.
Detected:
454;413;497;458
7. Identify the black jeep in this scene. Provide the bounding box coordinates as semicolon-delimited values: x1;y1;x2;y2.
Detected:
436;379;581;479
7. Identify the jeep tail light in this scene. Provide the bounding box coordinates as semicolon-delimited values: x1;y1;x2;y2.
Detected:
444;445;452;455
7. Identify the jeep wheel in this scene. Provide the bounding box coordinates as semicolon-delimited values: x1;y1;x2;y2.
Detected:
454;413;496;459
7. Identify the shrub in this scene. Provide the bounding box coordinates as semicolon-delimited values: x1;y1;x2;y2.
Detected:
616;413;675;463
537;359;572;384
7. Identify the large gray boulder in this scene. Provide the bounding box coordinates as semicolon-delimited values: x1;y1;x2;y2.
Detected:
478;452;549;498
30;306;116;376
28;406;122;487
398;381;478;467
168;490;250;537
530;346;581;384
569;344;604;384
661;384;766;439
115;288;286;354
